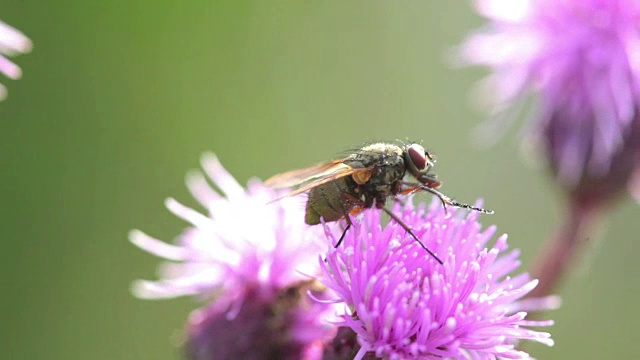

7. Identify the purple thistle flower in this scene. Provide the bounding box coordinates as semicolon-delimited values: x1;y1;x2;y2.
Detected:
130;153;337;359
319;200;558;359
0;20;31;101
460;0;640;204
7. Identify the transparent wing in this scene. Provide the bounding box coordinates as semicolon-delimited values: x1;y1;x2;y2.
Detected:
266;162;372;203
265;160;348;188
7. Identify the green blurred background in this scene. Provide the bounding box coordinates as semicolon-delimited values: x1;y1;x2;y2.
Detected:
1;2;638;359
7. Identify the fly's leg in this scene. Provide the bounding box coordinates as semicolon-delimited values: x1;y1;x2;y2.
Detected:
335;216;352;249
399;182;449;214
381;206;443;265
400;181;494;215
334;192;365;248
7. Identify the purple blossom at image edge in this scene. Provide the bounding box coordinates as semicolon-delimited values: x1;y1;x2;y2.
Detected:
459;0;640;200
0;20;32;100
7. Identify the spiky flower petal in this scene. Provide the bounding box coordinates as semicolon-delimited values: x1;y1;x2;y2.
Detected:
320;200;558;359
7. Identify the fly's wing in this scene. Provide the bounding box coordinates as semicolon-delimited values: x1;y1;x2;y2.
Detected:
265;160;346;189
266;161;372;203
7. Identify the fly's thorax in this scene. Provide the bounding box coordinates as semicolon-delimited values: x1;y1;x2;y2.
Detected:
353;143;404;163
345;143;406;195
345;143;404;171
364;164;406;194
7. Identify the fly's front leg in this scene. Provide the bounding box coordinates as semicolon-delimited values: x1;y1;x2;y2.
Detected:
400;181;494;215
401;180;452;213
416;174;441;189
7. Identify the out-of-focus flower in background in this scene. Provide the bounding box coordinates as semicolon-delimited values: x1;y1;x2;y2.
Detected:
0;20;32;101
460;0;640;205
459;0;640;298
320;200;558;360
130;153;337;360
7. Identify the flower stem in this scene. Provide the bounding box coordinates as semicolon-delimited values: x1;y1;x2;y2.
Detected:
529;196;604;298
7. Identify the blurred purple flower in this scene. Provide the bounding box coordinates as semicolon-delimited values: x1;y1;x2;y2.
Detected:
460;0;640;203
0;20;31;101
130;153;337;359
319;200;558;359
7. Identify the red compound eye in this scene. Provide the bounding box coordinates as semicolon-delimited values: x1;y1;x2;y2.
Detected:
407;144;427;170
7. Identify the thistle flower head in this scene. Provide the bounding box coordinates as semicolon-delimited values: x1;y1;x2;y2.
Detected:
130;153;327;304
460;0;640;204
130;153;336;359
0;20;31;101
320;200;558;359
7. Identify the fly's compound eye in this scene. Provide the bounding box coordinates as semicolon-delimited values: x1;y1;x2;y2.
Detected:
407;144;427;170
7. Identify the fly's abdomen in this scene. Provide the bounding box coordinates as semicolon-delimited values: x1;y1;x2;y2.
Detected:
305;178;354;225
